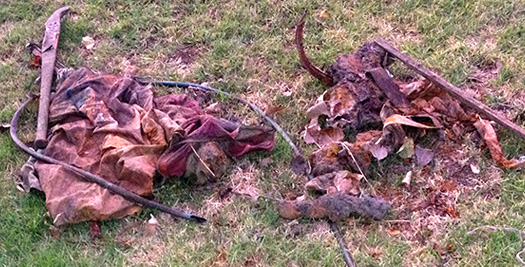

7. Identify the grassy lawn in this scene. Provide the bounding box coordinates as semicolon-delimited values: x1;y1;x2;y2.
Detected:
1;0;524;266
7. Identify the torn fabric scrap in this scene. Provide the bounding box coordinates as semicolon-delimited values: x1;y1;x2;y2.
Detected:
34;67;274;226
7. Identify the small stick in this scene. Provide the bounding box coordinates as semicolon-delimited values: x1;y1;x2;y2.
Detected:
374;38;525;140
330;221;357;267
382;219;412;223
190;144;216;178
340;141;377;196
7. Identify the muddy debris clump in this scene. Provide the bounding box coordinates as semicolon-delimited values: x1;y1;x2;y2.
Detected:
279;17;525;222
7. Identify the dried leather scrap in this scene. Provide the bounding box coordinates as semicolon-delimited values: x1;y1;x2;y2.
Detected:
35;67;274;226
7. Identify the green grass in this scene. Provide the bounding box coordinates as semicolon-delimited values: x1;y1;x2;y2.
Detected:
1;0;525;266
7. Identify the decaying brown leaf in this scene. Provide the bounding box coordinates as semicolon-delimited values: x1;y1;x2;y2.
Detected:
474;118;525;169
369;143;388;160
387;228;401;236
305;170;362;195
304;126;344;146
383;114;441;129
415;145;434;167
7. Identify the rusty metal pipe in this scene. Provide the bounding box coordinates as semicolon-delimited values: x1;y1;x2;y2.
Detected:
35;6;70;149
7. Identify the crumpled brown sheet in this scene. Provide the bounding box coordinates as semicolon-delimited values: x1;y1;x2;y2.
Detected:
34;67;274;226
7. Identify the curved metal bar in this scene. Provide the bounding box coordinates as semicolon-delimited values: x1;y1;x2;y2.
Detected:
295;12;333;85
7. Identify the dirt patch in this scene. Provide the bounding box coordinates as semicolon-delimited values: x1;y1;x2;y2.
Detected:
465;61;525;121
467;61;503;87
372;138;503;243
116;218;170;267
369;17;423;46
168;45;201;75
0;22;14;42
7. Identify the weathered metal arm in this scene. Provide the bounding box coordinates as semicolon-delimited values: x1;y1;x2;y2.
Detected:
35;6;70;149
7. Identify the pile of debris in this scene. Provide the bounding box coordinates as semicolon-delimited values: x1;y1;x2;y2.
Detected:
16;66;276;226
277;17;525;222
9;7;525;266
27;68;276;226
10;7;280;227
11;6;525;237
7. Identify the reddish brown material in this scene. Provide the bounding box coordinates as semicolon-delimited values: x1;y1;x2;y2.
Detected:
295;13;333;85
474;118;525;168
366;67;410;109
34;67;274;226
278;193;390;221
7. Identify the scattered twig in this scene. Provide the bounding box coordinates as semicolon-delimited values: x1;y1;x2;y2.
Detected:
382;219;412;224
231;190;279;203
190;144;216;178
330;221;357;267
467;225;525;265
340;141;377;196
467;225;525;238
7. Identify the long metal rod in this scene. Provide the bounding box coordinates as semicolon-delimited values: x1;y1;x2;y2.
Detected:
10;96;206;223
